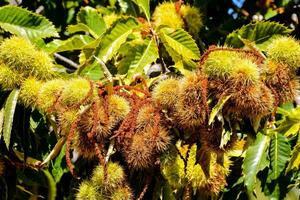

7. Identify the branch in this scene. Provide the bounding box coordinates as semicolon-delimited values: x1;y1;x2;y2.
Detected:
93;56;113;82
54;53;79;69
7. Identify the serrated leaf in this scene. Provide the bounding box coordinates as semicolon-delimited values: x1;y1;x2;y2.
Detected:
116;43;138;75
160;28;200;61
80;61;104;80
76;6;106;37
133;0;150;21
42;170;56;200
286;135;300;173
3;89;19;149
0;6;58;40
242;132;270;192
45;35;94;53
73;6;106;38
126;38;158;80
96;18;139;62
225;21;291;48
276;107;300;137
269;132;291;180
284;123;300;137
209;95;231;125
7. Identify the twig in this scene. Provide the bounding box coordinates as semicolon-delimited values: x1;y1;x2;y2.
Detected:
137;176;152;200
151;28;168;74
54;53;79;69
93;56;113;83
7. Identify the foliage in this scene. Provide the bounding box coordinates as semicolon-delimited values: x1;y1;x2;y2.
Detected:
0;1;300;200
0;5;58;41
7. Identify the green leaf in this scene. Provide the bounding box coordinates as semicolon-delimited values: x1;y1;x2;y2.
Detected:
160;28;200;62
3;89;19;149
286;135;300;173
67;6;106;38
208;95;231;125
0;6;58;40
126;38;158;80
242;132;271;192
96;18;139;62
276;107;300;137
51;144;68;183
80;61;104;80
276;107;291;116
116;43;138;75
284;123;300;137
45;35;94;53
173;60;198;75
269;132;291;180
225;21;291;48
42;170;57;200
133;0;150;21
280;102;295;111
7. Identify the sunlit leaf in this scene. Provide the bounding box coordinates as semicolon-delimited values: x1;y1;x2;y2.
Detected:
209;95;231;125
133;0;150;21
269;132;291;180
284;123;300;137
80;61;104;80
242;132;270;191
0;6;58;40
225;21;291;48
286;135;300;173
126;38;158;80
67;6;106;38
96;18;139;62
45;35;94;53
160;28;200;61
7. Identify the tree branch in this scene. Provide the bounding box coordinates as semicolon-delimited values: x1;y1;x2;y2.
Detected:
54;53;79;69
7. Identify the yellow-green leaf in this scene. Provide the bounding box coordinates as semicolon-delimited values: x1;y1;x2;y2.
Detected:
160;28;200;61
96;18;139;62
0;6;58;40
133;0;150;21
126;38;158;80
242;132;270;192
284;123;300;137
286;144;300;173
269;132;291;180
209;95;231;125
3;89;19;149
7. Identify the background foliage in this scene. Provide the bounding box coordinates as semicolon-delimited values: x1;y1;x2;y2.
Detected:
0;0;300;200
